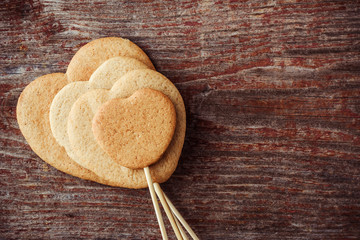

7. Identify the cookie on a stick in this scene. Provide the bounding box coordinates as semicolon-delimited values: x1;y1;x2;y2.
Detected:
67;70;186;188
92;88;177;239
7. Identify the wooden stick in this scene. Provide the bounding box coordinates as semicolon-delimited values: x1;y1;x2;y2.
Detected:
154;183;183;240
161;188;199;240
172;208;189;240
144;167;168;240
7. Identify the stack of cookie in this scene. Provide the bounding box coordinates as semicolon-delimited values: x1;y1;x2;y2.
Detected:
17;37;197;240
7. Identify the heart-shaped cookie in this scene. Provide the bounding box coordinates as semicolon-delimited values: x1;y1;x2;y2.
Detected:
49;57;150;161
17;37;154;184
66;37;154;82
16;73;105;184
92;88;176;169
68;69;186;189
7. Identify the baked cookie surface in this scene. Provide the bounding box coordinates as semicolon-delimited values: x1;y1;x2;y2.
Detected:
92;88;176;169
16;73;106;183
66;37;155;83
49;57;150;159
68;70;186;188
17;38;155;185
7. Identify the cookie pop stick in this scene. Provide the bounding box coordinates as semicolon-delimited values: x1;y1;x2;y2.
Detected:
153;187;188;240
172;210;189;240
91;89;180;239
144;167;168;240
173;212;189;240
154;183;183;240
155;183;199;240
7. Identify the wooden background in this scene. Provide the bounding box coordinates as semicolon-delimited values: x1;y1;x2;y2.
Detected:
1;0;360;239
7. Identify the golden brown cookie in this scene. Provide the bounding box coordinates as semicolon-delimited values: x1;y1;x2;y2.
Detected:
68;69;186;189
66;37;155;83
89;56;150;89
49;57;150;160
92;88;176;169
17;38;156;186
16;73;106;184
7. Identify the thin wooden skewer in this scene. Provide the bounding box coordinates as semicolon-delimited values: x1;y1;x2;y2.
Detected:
144;167;168;240
160;187;199;240
172;206;189;240
154;183;188;240
154;183;183;240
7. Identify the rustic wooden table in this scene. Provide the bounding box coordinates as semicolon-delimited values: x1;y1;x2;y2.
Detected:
1;0;360;239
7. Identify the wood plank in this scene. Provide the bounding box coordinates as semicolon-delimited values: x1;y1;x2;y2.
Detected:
1;0;360;239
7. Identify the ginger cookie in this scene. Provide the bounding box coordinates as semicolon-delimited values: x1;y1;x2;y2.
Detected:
92;88;176;169
49;57;150;159
16;73;106;183
68;69;186;189
17;38;155;185
89;56;150;89
66;37;155;83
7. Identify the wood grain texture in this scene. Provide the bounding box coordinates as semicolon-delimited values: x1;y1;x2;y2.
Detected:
1;0;360;239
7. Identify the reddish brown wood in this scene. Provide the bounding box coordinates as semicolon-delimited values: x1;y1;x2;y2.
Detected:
1;0;360;239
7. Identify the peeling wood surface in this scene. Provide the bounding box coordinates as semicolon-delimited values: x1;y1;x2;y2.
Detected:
1;0;360;239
